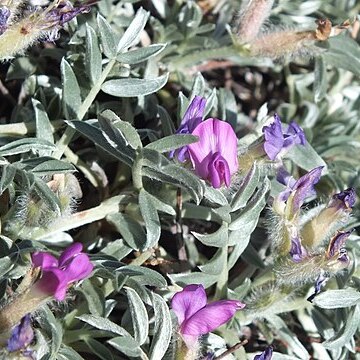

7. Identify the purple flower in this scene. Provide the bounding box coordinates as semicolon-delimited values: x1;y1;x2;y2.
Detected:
32;243;93;301
170;96;206;162
7;314;34;352
326;230;352;262
171;284;245;346
0;7;10;35
329;188;356;210
187;119;238;188
289;234;307;262
276;167;323;216
262;114;306;160
254;346;273;360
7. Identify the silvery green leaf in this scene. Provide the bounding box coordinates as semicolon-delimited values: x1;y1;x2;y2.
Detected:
204;186;228;206
313;289;360;309
231;163;260;211
323;305;360;349
107;212;147;250
145;191;175;215
84;338;114;360
314;56;327;103
169;272;218;288
118;265;167;287
0;164;16;194
61;59;81;120
37;306;63;358
32;98;54;156
126;287;149;345
31;159;75;175
57;345;85;360
86;24;102;85
108;336;143;357
193;223;228;247
77;314;130;336
139;189;161;249
117;44;166;64
198;247;227;275
97;14;117;59
117;8;150;52
145;134;198;152
81;279;105;316
149;293;172;360
229;178;270;231
143;164;204;204
99;110;142;150
101;73;169;97
158;105;175;136
0;255;13;278
287;142;327;173
67;120;134;166
0;138;55;156
322;35;360;76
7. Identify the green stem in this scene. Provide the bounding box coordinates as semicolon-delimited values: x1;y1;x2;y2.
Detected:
53;59;117;160
214;245;229;300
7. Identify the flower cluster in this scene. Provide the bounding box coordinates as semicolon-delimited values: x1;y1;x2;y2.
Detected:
171;96;238;188
271;167;355;299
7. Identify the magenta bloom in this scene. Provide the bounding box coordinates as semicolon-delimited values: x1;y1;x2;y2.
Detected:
32;243;93;301
263;114;306;160
170;95;206;162
187;119;238;188
171;284;245;345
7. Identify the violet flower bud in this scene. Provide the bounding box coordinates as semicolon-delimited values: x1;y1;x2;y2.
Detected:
0;7;10;35
326;230;352;262
171;284;245;347
262;114;306;161
170;95;206;162
187;118;239;188
307;272;329;302
254;346;273;360
7;314;34;353
32;243;93;301
329;188;356;211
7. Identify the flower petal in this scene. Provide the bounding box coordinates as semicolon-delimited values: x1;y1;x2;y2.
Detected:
254;346;273;360
181;300;245;336
326;230;352;259
208;152;231;188
58;242;83;267
262;114;284;160
31;252;58;269
171;284;207;326
291;166;323;213
34;268;68;301
7;314;34;352
330;188;356;210
64;253;93;283
188;119;238;185
177;96;206;134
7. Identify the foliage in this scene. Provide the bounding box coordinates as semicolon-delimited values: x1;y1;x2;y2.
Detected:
0;0;359;359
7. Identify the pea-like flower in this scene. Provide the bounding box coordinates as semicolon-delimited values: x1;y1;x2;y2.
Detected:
32;243;93;301
187;118;239;188
171;284;245;346
262;114;306;160
170;95;206;162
